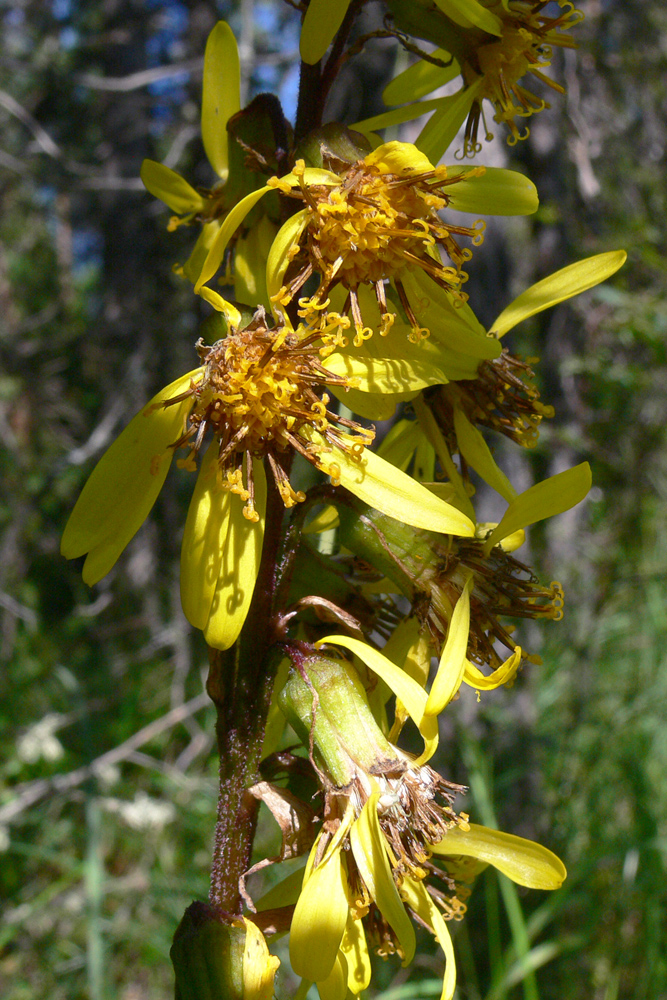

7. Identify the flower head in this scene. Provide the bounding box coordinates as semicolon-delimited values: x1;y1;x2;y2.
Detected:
170;310;374;517
373;1;583;162
62;309;475;648
462;0;583;155
271;144;485;346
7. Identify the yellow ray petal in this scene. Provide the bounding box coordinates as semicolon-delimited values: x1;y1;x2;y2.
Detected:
317;951;348;1000
181;220;222;285
300;0;352;65
180;441;233;632
61;371;199;583
377;418;421;472
310;430;475;537
383;50;459;105
429;822;567;889
266;209;309;307
201;21;240;179
400;269;501;361
491;251;628;338
483;462;592;554
197;286;243;327
415;80;483;165
203;459;266;650
445;167;538;217
316;635;438;763
255;864;305;911
350;795;416;965
453;406;517;503
195;186;271;292
425;572;473;715
413;395;476;521
324;352;450;395
433;0;502;34
290;848;349;982
365;139;436;175
234;214;277;309
351;98;445;136
401;878;457;1000
340;917;371;995
241;918;280;1000
463;647;522;691
140;160;205;215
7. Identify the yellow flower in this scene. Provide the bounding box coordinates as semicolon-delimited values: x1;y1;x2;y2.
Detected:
193;140;535;346
266;142;536;349
363;1;583;161
461;0;584;154
61;309;475;649
275;650;565;1000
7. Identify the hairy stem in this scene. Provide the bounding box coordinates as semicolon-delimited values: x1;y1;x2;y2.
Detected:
207;469;286;914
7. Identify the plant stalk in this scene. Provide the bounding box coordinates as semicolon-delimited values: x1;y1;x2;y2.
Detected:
206;469;286;914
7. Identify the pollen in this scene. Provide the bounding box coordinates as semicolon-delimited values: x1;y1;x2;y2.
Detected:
164;309;373;518
274;155;485;347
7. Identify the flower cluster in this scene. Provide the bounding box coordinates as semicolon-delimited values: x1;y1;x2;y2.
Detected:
60;9;625;1000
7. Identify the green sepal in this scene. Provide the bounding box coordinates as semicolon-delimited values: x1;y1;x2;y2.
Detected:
295;123;372;170
334;496;440;601
279;655;399;786
224;93;290;215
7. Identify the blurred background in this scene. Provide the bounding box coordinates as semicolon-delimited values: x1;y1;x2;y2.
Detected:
1;1;666;998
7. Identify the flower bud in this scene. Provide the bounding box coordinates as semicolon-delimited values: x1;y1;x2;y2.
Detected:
171;902;278;1000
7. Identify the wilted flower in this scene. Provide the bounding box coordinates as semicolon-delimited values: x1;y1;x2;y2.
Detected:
378;251;627;499
334;463;591;694
274;651;565;1000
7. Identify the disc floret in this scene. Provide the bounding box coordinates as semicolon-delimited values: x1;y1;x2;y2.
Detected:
167;310;373;518
271;147;485;348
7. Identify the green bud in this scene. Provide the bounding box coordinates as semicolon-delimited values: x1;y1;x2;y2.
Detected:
279;654;400;787
171;904;279;1000
171;902;245;1000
